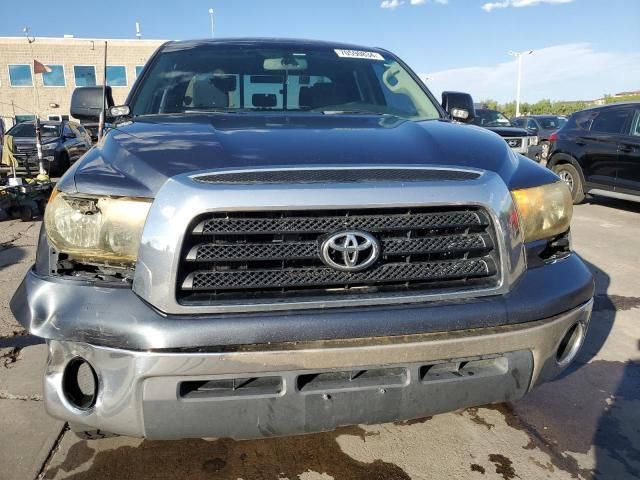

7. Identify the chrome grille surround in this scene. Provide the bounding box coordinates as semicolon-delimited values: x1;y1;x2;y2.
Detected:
133;166;526;314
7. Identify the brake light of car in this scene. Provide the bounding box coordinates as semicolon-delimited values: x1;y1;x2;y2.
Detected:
549;132;558;143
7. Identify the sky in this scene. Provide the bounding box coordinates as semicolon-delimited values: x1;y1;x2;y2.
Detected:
1;0;638;103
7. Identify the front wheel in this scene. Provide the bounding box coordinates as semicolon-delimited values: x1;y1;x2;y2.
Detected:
553;163;585;204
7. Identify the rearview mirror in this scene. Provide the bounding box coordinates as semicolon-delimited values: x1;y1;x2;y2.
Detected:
70;86;114;122
264;56;308;71
441;91;475;123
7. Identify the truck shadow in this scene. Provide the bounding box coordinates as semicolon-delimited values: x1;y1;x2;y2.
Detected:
44;425;411;480
584;195;640;214
500;258;640;479
42;259;639;480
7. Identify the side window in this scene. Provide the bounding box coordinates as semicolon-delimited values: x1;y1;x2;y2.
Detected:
590;109;631;134
243;75;287;109
527;119;538;130
511;118;523;127
63;124;75;138
371;64;417;116
629;110;640;137
76;125;88;138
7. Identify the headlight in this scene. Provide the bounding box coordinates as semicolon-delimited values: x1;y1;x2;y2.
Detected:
41;142;57;151
529;136;539;146
511;181;573;242
44;191;152;264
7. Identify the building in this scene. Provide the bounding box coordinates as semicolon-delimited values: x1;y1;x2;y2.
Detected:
0;36;166;128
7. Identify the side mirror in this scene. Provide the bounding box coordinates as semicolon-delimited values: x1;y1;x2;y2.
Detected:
70;86;114;122
441;91;475;123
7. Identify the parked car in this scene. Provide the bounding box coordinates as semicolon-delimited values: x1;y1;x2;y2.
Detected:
11;39;593;441
511;115;568;161
471;108;542;160
2;120;92;176
548;102;640;203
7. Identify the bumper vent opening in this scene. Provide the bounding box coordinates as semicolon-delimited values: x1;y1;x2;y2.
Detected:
179;376;283;400
420;356;509;383
62;357;98;410
297;367;408;393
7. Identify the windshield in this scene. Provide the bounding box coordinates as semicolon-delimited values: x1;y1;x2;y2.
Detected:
538;117;566;129
7;123;61;138
130;45;440;121
471;110;512;128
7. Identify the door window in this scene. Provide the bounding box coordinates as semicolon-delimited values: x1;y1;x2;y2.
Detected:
62;124;75;138
629;110;640;137
590;109;631;134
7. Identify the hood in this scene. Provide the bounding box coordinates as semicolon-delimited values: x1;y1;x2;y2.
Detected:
58;113;556;197
481;126;530;138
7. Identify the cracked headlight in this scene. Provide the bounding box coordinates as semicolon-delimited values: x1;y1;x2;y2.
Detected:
511;181;573;242
44;190;152;264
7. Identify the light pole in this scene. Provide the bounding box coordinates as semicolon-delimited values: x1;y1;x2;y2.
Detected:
208;8;214;38
508;49;533;118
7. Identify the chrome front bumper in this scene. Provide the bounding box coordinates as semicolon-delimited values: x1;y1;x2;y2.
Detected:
45;300;592;440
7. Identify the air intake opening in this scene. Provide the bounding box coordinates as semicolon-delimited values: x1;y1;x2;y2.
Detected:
62;357;98;410
556;322;585;366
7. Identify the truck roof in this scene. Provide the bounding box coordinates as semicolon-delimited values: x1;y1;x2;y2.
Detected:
161;38;389;54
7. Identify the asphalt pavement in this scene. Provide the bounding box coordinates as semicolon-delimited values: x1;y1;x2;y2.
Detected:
0;196;639;480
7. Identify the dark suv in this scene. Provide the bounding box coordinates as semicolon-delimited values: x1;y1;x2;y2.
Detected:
3;120;92;176
511;115;567;161
471;108;541;160
548;102;640;203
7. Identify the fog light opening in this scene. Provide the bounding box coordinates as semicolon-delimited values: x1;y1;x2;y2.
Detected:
62;357;98;410
556;322;585;366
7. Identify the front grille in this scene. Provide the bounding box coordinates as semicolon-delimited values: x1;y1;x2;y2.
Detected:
505;138;523;148
177;207;501;304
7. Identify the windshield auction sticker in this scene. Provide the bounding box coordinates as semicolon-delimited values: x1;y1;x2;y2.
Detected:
335;49;385;61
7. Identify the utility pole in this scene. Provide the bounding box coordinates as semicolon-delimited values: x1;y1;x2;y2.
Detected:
508;50;533;118
209;9;215;38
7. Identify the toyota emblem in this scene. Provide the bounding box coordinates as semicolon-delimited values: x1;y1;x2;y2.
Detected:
320;231;380;272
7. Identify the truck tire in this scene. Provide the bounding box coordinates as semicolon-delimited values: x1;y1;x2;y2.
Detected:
553;163;585;204
20;206;33;222
52;153;70;177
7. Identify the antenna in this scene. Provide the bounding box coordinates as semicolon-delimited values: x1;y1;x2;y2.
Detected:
135;22;141;40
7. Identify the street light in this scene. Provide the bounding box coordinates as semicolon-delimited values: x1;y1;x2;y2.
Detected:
208;8;214;38
508;49;533;118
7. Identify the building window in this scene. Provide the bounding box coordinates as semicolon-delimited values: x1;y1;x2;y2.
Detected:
135;66;144;78
74;65;96;87
8;64;33;87
106;65;127;87
42;65;65;87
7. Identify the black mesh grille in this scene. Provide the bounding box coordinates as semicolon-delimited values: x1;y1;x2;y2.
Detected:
177;207;501;304
193;169;481;185
196;211;486;235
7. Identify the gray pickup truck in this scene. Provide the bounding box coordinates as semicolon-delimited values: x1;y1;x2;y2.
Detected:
11;39;594;440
